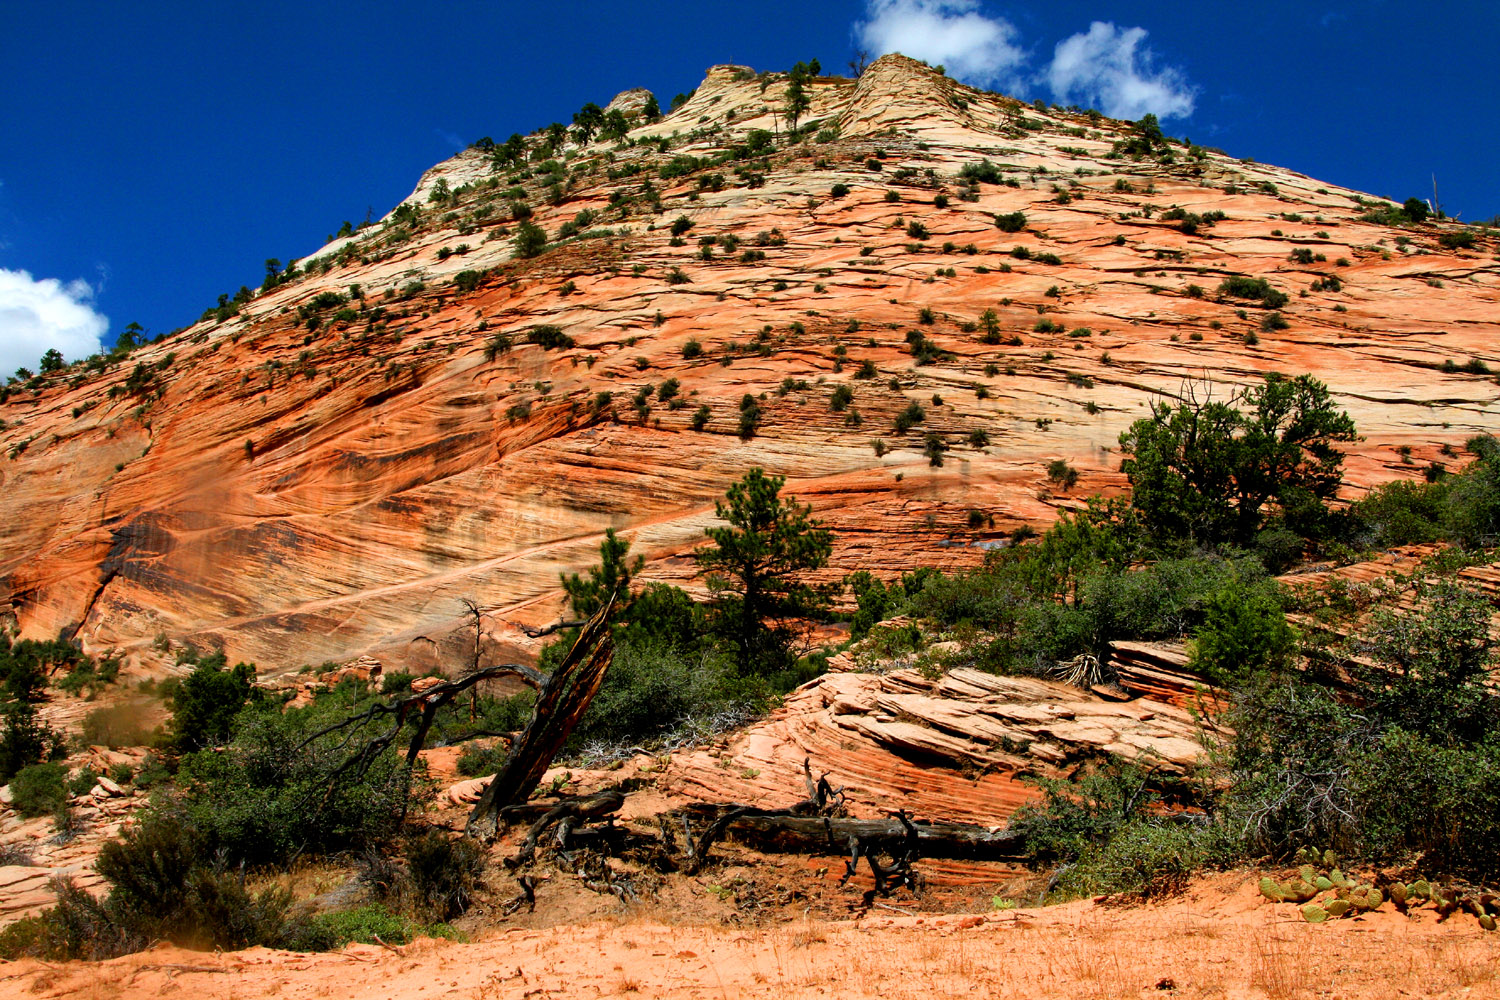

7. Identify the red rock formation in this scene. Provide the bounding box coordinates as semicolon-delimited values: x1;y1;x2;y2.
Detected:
1;54;1496;674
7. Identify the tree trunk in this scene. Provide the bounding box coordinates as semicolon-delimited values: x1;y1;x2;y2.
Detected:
465;595;617;840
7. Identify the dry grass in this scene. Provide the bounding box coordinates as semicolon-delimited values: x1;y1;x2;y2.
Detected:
13;878;1500;1000
1249;926;1314;1000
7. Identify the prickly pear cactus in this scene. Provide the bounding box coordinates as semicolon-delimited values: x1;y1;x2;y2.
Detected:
1324;899;1351;918
1302;903;1329;923
1481;914;1497;932
1259;877;1286;903
1284;880;1318;903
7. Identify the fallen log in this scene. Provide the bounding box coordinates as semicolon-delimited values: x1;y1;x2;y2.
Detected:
685;810;1027;861
509;788;626;867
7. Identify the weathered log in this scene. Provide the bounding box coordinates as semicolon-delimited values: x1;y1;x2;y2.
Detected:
509;788;626;867
465;596;618;840
694;812;1026;861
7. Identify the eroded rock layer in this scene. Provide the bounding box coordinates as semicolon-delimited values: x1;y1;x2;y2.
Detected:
2;55;1496;673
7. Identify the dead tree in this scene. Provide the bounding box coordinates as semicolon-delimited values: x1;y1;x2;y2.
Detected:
466;594;618;839
296;594;617;828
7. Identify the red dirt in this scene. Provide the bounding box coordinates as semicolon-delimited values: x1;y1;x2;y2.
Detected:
6;874;1494;999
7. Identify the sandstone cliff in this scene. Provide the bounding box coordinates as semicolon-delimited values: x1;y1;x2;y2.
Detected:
2;55;1496;674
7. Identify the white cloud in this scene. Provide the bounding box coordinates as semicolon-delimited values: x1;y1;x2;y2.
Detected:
1046;21;1195;120
854;0;1028;90
0;269;109;375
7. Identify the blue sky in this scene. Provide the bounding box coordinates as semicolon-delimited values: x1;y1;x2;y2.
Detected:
2;1;1495;374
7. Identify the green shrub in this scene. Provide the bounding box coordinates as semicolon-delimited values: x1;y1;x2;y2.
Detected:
286;904;461;951
1046;460;1079;489
959;160;1003;184
993;211;1027;233
738;395;761;439
1217;276;1289;309
893;400;925;433
0;816;311;960
513;221;548;258
526;325;574;350
1354;478;1447;547
1051;820;1214;901
456;742;507;777
169;654;256;751
0;702;67;783
67;768;99;798
1438;229;1476;250
1188;579;1296;684
167;707;409;868
10;761;67;817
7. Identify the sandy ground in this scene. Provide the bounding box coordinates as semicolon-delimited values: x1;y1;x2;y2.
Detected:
5;875;1495;1000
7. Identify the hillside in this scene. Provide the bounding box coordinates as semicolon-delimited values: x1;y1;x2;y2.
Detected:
2;53;1497;676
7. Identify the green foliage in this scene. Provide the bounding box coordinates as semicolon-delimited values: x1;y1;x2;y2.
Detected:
513;220;548;258
570;637;763;748
1118;374;1356;547
1218;276;1289;309
1010;760;1155;864
993;211;1027;233
846;571;896;640
1356;579;1494;742
1354;478;1447;546
1189;579;1297;684
923;432;947;466
168;701;410;868
169;654;256;751
1438;229;1476;250
288;904;460;951
1046;459;1079;489
959;159;1003;184
1348;435;1498;548
783;79;810;129
561;528;642;619
10;761;67;818
526;324;574;349
1222;577;1500;874
738;394;761;439
1441;437;1500;545
893;400;926;433
0;816;311;959
695;468;834;675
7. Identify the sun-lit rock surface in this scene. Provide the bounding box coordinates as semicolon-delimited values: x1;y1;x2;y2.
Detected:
2;54;1496;675
659;666;1205;826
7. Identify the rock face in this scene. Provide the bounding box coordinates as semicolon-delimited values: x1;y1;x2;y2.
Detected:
661;666;1207;826
1;54;1496;674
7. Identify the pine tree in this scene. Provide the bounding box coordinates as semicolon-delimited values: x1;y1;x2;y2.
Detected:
695;468;833;673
